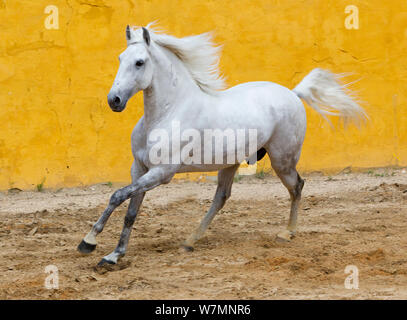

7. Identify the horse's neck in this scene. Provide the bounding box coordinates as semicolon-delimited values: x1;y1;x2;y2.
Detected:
143;46;203;129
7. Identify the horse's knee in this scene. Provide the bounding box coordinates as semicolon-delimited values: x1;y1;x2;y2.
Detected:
109;188;127;206
123;214;136;228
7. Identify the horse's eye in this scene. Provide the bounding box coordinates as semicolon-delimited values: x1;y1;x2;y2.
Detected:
135;60;144;67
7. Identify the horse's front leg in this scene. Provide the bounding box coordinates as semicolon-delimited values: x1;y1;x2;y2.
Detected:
78;166;175;257
77;194;122;254
96;167;175;266
98;193;145;266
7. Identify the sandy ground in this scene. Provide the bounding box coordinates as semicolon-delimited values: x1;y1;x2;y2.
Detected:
0;168;406;300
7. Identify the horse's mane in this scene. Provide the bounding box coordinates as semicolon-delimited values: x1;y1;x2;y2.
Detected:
134;23;226;94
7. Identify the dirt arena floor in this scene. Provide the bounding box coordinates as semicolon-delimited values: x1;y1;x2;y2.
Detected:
0;168;406;299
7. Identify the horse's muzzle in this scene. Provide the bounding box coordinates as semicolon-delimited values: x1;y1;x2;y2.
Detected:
107;93;127;112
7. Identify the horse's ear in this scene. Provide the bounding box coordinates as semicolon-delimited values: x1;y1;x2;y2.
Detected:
126;25;132;41
142;27;151;46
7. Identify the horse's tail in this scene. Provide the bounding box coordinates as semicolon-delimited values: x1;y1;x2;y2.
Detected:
293;68;367;126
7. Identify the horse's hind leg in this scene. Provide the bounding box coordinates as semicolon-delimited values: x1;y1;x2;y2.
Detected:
182;164;239;251
276;168;304;242
265;146;304;242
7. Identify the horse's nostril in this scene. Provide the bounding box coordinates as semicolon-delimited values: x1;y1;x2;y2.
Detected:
114;96;121;105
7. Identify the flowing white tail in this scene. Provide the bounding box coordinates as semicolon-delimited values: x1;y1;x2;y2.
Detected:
293;68;367;126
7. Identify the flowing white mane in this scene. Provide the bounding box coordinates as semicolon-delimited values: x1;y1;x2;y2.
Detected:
132;23;226;94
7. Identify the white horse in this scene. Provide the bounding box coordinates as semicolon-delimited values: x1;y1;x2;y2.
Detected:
78;24;366;267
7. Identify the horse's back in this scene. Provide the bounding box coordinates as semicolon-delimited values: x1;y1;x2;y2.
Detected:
225;80;295;95
223;81;303;110
220;81;306;147
220;81;304;123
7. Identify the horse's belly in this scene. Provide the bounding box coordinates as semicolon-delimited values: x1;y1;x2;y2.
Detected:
177;163;236;173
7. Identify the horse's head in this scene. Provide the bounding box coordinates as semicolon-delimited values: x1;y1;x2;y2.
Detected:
107;26;153;112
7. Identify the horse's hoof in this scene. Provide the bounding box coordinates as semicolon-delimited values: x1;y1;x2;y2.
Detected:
77;240;96;254
94;258;131;274
97;258;115;267
181;244;194;252
275;230;294;243
94;258;116;274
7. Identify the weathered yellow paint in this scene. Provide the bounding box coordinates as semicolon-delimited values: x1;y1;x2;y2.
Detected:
1;0;406;190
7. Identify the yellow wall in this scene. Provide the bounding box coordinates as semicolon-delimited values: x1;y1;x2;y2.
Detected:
0;0;406;190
